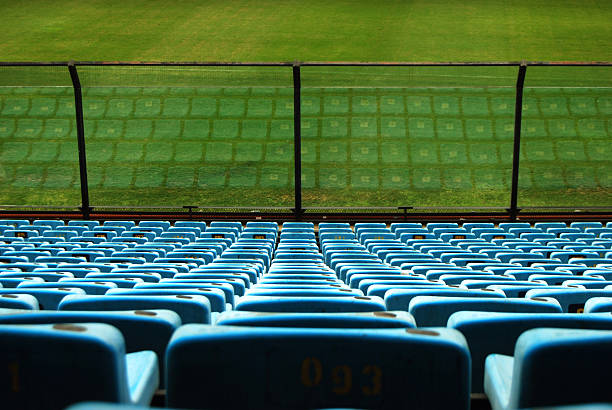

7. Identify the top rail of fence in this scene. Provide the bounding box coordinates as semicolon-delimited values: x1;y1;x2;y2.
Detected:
0;61;611;67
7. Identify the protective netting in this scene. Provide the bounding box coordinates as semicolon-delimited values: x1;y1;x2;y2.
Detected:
300;65;518;209
77;65;295;208
0;66;80;207
518;66;612;209
0;64;609;212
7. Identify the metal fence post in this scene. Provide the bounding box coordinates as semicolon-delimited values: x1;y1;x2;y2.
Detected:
292;63;303;221
509;63;527;221
68;62;91;219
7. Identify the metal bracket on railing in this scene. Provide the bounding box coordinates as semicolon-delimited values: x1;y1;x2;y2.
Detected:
398;207;414;220
183;206;198;220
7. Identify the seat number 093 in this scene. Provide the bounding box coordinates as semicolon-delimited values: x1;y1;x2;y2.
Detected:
300;357;382;396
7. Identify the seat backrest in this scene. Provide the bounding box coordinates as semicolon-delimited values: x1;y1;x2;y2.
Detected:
0;309;179;388
59;294;211;324
448;311;612;394
215;310;416;328
510;328;612;409
166;325;470;410
409;296;562;327
235;295;386;313
0;323;130;409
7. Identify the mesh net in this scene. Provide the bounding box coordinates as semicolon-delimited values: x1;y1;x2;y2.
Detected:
77;65;294;208
300;65;518;209
518;66;612;209
0;66;80;208
0;64;609;212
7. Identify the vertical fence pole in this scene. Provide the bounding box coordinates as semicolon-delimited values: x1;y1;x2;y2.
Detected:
68;62;91;219
509;63;527;221
292;63;303;221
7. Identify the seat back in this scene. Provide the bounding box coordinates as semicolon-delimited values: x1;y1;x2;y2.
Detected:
0;323;131;409
167;325;470;410
449;311;612;394
511;328;612;408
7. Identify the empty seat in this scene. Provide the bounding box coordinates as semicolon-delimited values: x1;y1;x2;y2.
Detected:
59;294;211;324
484;328;612;409
167;325;470;410
584;297;612;313
0;287;86;310
448;311;612;394
525;288;612;313
215;310;416;328
409;296;562;326
385;287;505;311
106;287;227;312
0;293;39;310
0;323;158;409
235;295;386;313
0;309;180;387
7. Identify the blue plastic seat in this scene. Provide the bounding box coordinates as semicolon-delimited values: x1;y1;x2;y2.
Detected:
484;328;612;410
385;287;505;310
59;294;211;324
0;287;86;309
112;267;178;279
245;288;362;298
135;281;235;306
0;219;30;228
571;222;604;231
0;323;158;409
137;221;170;232
18;280;118;295
86;272;162;283
35;266;100;278
166;325;470;410
408;295;562;326
439;273;507;286
366;283;447;298
0;293;39;309
448;311;612;394
585;297;612;312
59;277;144;288
103;221;136;230
525;288;612;313
347;273;421;289
235;295;386;313
68;220;100;229
162;277;246;296
0;308;179;387
106;287;227;312
215;310;415;328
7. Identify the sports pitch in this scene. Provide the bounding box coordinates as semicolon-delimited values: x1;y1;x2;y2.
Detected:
0;0;610;211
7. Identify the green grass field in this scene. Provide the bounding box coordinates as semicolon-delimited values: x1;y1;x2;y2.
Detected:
0;1;610;212
1;0;612;62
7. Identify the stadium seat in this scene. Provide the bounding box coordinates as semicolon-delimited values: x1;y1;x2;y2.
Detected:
449;311;612;393
59;294;211;324
525;288;612;313
167;325;470;409
385;287;505;310
0;308;180;387
215;310;416;328
408;296;562;326
0;323;158;409
0;293;39;310
484;328;612;409
235;295;386;313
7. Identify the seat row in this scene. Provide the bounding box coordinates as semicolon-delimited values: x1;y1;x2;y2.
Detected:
3;310;612;410
1;219;612;409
